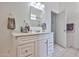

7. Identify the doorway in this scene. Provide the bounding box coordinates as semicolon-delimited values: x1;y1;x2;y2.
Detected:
51;10;67;48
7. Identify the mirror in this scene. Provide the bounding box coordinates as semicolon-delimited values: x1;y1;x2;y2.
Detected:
29;2;45;27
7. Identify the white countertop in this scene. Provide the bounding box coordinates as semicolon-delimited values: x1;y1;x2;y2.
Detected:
12;32;54;37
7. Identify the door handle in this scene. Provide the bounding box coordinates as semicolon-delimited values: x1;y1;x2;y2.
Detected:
25;50;28;53
64;30;66;32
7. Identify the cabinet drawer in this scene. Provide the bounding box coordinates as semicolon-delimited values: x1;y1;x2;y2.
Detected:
17;42;35;57
18;39;35;45
17;35;38;41
17;36;38;45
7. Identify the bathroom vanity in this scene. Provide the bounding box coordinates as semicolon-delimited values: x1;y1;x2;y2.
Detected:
9;3;54;57
11;32;54;57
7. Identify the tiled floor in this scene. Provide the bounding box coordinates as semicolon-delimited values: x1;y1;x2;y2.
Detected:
52;44;79;57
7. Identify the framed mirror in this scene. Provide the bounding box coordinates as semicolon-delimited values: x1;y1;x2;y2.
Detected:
29;2;45;27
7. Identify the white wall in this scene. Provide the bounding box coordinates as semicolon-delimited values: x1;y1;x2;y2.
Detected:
0;2;30;56
44;2;79;49
59;2;79;48
43;2;59;32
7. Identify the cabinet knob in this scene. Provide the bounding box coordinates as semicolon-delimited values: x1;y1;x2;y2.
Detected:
25;50;28;52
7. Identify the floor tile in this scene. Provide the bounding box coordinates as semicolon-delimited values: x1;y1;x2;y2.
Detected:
52;44;79;57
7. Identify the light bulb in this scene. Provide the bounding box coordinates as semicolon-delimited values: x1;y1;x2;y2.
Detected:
36;2;41;7
41;4;45;8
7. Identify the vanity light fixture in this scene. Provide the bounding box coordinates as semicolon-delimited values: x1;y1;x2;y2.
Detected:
30;2;45;11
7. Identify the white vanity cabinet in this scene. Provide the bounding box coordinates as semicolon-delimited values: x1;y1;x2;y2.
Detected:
12;32;54;57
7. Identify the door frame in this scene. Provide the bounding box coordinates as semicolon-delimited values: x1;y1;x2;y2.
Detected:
51;10;67;48
51;11;57;44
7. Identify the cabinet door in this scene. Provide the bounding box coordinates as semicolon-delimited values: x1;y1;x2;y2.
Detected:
36;39;48;57
17;41;35;57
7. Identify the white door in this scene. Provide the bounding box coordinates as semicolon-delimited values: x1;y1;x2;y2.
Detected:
56;10;67;48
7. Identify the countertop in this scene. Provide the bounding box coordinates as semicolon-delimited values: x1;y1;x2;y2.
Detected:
12;32;54;37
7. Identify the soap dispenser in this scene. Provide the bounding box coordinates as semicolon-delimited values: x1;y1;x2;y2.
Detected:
25;23;30;32
21;20;30;33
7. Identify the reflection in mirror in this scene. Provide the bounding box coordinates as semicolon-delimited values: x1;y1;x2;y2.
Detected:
31;14;36;20
29;2;45;27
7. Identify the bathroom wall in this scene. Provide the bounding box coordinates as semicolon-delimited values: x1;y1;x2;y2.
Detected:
0;2;30;56
59;2;79;48
43;2;59;32
44;2;79;49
